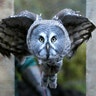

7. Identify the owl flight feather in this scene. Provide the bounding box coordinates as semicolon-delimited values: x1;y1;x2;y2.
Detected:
0;8;95;88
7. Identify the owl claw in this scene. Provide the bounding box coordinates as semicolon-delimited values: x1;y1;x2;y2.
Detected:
41;80;57;88
49;82;57;88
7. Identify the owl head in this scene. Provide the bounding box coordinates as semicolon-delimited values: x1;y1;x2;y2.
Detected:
27;19;71;60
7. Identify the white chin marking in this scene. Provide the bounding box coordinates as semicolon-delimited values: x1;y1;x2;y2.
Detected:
39;49;58;59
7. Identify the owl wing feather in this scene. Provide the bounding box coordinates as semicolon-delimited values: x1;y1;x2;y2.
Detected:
0;10;37;59
53;8;96;58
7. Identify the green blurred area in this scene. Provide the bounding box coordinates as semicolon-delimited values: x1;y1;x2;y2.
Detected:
15;0;86;93
14;0;86;17
58;44;86;93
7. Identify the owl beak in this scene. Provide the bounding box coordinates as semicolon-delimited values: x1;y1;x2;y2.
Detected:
46;43;50;59
46;43;50;50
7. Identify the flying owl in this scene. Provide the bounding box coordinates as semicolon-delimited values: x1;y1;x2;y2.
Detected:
0;9;95;88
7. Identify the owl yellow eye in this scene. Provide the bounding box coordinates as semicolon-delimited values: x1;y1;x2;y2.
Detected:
51;36;57;43
39;36;44;43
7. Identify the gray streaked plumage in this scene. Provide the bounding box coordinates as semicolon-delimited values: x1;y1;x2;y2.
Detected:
0;10;37;59
53;8;95;58
0;8;95;88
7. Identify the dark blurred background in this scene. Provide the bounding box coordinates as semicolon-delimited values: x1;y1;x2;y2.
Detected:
15;0;86;94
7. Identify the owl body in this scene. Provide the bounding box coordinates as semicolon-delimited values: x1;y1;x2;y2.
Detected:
27;20;71;88
39;58;63;88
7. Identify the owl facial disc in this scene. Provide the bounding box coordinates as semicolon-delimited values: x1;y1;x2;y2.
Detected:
27;19;71;60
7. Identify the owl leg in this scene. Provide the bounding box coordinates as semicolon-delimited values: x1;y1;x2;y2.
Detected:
41;72;49;87
49;74;57;88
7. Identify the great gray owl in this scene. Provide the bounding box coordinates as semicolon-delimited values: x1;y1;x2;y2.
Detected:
0;8;95;88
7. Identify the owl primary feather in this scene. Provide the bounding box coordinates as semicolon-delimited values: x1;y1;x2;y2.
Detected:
0;8;95;88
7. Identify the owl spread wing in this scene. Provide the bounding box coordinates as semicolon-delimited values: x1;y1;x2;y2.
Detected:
0;10;37;59
53;8;96;58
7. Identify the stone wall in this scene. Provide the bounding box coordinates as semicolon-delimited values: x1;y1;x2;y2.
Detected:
86;0;96;96
0;0;14;96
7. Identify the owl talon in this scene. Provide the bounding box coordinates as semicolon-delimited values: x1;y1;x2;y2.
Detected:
49;82;57;88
